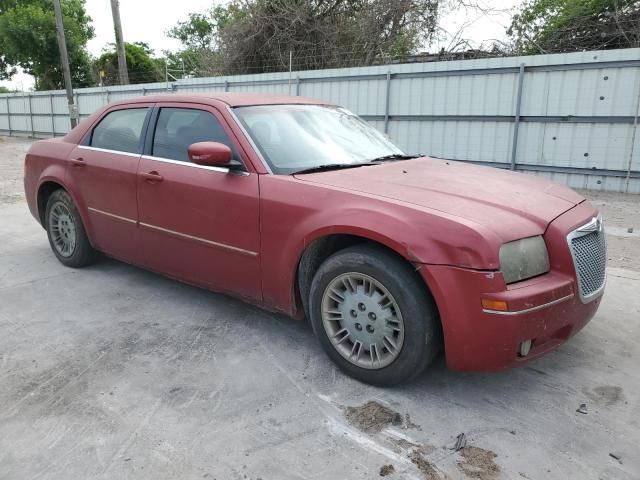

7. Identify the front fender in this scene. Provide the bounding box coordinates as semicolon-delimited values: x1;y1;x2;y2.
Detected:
258;175;501;316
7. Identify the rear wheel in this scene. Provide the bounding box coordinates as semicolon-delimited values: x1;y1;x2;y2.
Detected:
308;245;440;386
45;189;96;268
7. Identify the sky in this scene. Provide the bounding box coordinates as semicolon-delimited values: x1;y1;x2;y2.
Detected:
435;0;521;51
1;0;522;91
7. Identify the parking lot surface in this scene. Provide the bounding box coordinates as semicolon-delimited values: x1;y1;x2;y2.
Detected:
1;136;639;479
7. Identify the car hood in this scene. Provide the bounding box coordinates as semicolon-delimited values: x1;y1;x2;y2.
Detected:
294;157;585;241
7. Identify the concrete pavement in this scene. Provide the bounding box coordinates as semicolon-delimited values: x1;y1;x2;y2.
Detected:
0;200;638;480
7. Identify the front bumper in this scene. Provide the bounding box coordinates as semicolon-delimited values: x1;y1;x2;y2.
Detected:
419;265;602;371
420;201;604;372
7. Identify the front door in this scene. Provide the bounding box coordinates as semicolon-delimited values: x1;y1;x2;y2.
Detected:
67;105;152;261
136;104;262;301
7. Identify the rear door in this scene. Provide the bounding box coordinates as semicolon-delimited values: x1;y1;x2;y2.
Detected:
67;105;152;261
136;103;262;300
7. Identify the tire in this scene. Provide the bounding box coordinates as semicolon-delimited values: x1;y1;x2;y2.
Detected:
45;189;96;268
308;244;440;386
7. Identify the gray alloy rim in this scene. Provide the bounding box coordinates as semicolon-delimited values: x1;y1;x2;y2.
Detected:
321;272;405;369
49;201;77;258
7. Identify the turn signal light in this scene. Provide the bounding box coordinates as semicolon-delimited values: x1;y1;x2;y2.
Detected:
481;298;509;311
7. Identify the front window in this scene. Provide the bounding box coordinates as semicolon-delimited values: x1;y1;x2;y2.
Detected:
152;107;240;162
234;105;404;174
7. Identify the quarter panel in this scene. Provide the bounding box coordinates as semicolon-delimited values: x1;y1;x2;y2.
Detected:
25;139;75;222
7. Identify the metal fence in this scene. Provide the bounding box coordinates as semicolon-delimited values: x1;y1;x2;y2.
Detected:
1;48;639;193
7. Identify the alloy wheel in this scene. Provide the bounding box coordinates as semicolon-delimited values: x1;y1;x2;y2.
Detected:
48;201;77;258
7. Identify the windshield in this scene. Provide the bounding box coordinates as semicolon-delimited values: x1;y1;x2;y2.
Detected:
233;104;405;174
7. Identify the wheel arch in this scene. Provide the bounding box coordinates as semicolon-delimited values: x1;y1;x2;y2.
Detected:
37;180;67;226
295;231;440;322
36;179;94;248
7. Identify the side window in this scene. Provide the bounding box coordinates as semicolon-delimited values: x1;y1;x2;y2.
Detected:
152;107;239;162
90;108;148;154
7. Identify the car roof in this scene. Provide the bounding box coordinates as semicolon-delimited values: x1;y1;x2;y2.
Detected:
62;92;337;146
109;92;333;108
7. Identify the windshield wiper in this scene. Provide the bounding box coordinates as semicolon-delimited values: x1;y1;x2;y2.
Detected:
367;154;421;162
292;163;377;175
291;155;421;175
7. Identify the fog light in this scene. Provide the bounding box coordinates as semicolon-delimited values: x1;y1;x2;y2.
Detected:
519;339;532;357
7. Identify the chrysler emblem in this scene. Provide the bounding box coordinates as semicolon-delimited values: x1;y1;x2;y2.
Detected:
577;216;603;235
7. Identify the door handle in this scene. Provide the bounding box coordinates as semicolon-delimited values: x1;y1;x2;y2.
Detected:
70;157;85;167
140;171;163;183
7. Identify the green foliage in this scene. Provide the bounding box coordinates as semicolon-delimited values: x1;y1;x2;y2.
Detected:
168;12;217;50
164;49;201;78
168;0;439;75
508;0;640;54
0;0;94;90
0;85;13;93
95;42;164;85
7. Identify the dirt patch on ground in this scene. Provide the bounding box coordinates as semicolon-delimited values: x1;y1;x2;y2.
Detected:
409;450;443;480
457;446;500;480
585;385;624;406
379;464;395;476
392;438;419;450
344;401;401;433
343;401;420;433
391;438;435;456
404;413;422;430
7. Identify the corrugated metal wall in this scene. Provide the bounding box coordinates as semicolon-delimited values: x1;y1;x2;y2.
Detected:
1;48;639;193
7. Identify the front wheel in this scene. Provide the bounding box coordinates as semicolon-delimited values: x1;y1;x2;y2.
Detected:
45;189;96;268
308;245;441;386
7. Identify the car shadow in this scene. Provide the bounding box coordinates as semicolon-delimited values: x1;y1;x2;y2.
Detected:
83;254;594;403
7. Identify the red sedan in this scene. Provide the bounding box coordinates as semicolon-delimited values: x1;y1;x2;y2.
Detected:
24;93;606;386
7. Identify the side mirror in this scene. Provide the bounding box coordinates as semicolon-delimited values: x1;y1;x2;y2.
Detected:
188;142;232;167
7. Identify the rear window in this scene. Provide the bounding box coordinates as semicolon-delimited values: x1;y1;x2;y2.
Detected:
91;108;148;154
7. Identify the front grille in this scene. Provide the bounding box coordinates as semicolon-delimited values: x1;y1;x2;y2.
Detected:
569;227;606;301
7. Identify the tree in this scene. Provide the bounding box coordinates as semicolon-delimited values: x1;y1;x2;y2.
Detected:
94;42;164;85
168;0;440;76
0;85;13;93
167;4;242;76
169;12;218;50
164;49;200;79
0;0;94;90
508;0;640;54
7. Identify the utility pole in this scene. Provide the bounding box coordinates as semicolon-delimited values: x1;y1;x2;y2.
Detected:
288;50;293;95
165;60;170;91
52;0;78;128
110;0;129;85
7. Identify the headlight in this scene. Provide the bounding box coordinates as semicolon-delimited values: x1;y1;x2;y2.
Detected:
499;236;550;284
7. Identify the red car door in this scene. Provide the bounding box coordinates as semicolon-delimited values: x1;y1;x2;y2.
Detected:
136;103;262;301
67;105;152;261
